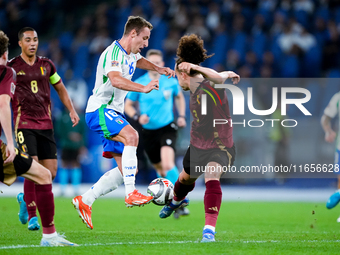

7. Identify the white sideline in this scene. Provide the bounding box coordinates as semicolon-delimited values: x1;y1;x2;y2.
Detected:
0;183;335;202
1;239;340;250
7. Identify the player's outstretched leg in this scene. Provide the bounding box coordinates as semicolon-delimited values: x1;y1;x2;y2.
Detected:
72;167;124;229
34;182;77;246
72;196;93;230
121;146;153;207
159;198;189;218
326;189;340;209
160;180;194;218
201;180;222;243
17;193;28;224
24;179;40;230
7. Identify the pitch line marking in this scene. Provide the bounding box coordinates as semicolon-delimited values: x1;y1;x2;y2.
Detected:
1;239;340;249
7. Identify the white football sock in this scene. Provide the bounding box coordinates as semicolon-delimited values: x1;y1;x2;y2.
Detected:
203;225;215;232
172;199;184;205
43;232;58;238
122;146;137;196
82;167;123;206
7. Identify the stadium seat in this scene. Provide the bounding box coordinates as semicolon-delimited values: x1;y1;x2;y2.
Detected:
251;33;268;60
281;55;300;78
294;10;310;29
149;21;168;50
232;32;247;63
73;45;89;79
208;33;229;67
301;46;321;77
316;6;330;21
335;7;340;24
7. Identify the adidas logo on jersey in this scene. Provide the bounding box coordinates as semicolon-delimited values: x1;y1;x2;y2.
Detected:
17;70;26;75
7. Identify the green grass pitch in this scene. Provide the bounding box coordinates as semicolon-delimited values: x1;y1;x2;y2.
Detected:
0;197;340;254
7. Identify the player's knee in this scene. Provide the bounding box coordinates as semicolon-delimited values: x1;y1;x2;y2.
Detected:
124;130;139;146
40;169;52;184
50;169;57;180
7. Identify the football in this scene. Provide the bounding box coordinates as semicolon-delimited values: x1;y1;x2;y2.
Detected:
147;178;174;206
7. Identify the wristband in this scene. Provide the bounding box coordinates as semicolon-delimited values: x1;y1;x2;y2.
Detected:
133;114;140;121
178;115;186;119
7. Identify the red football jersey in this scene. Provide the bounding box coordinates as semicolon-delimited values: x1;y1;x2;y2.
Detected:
190;80;234;150
0;65;16;145
8;55;61;130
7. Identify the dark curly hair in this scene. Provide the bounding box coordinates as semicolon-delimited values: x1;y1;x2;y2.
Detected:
176;34;213;75
0;31;9;57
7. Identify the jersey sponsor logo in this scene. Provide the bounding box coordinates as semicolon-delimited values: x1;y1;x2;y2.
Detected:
17;70;26;75
11;82;16;94
111;61;119;67
115;118;124;124
40;67;47;76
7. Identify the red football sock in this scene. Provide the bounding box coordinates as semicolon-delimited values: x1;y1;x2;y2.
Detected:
173;180;195;201
204;180;222;228
24;179;37;220
35;184;56;234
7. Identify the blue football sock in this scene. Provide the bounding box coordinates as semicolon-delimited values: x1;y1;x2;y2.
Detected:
71;168;82;193
165;166;179;185
58;168;69;192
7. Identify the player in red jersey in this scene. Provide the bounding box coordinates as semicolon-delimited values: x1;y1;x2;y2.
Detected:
159;34;240;242
8;27;80;230
0;30;77;246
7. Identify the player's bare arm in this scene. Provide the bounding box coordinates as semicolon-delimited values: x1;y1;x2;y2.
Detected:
108;71;159;93
178;62;240;85
321;114;336;143
175;91;186;128
124;99;138;118
0;94;16;163
136;57;175;78
53;81;80;127
124;99;150;125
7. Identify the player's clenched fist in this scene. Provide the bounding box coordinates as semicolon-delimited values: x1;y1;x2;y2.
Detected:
143;79;159;93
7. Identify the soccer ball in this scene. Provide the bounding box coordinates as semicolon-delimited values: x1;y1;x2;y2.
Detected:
147;178;174;206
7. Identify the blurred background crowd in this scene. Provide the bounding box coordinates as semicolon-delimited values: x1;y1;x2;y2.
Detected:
1;0;340;188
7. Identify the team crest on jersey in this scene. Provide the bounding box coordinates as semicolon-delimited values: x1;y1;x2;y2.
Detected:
111;61;119;67
17;70;25;75
40;67;47;76
115;118;124;124
163;90;171;100
11;82;16;94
